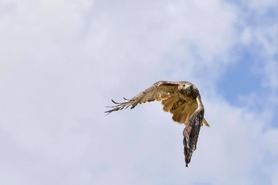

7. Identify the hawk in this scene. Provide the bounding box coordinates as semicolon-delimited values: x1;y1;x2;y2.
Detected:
105;81;210;167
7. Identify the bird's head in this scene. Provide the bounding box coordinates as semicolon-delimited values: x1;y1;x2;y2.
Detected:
178;83;199;98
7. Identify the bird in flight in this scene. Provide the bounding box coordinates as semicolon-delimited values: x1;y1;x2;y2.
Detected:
105;81;209;167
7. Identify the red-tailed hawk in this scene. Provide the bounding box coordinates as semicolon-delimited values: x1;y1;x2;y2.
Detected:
105;81;210;167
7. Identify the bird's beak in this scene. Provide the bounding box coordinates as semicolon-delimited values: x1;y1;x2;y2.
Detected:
184;84;191;89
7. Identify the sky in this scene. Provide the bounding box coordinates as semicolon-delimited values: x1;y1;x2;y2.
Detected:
0;0;278;185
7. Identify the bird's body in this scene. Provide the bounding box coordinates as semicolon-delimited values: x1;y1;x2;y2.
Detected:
105;81;209;167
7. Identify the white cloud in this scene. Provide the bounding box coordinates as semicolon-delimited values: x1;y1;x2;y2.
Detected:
238;0;278;90
84;0;237;86
0;0;278;185
237;0;278;128
242;0;278;14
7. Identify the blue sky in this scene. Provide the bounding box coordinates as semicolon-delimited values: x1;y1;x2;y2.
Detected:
0;0;278;185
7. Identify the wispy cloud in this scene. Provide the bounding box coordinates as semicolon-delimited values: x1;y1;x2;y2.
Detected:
0;0;277;185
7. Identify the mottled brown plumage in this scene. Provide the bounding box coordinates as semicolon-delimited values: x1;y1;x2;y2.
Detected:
105;81;209;167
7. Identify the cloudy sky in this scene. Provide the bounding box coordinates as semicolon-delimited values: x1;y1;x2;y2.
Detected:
1;0;278;184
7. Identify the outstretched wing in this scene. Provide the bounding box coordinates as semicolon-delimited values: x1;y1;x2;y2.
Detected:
105;81;180;114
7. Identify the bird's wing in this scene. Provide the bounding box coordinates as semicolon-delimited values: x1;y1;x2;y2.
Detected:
183;95;204;167
105;81;180;114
